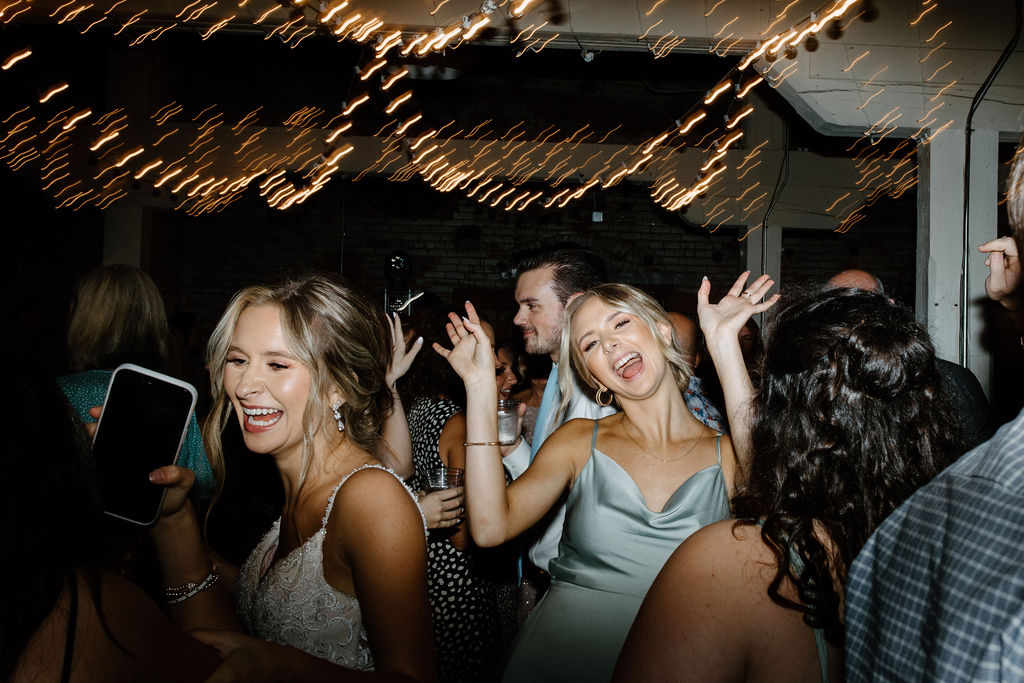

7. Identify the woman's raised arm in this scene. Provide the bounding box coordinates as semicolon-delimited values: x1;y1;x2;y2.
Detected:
697;272;778;482
375;312;423;479
433;304;576;547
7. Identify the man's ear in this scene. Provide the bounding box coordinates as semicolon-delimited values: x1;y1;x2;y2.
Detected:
657;322;673;345
565;291;585;307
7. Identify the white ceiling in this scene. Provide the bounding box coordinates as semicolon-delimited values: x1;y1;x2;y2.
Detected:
4;0;1021;223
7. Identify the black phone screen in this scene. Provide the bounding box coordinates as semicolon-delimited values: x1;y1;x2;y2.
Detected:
92;366;196;526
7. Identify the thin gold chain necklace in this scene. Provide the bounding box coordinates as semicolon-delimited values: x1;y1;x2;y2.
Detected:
621;415;705;463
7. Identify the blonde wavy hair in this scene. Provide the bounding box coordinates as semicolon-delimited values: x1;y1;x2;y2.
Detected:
203;274;392;503
557;283;692;418
66;264;170;373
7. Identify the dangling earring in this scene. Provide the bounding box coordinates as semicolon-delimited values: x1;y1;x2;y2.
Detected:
595;385;613;407
332;403;345;432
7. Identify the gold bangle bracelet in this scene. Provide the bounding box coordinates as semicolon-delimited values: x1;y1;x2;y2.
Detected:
464;441;502;447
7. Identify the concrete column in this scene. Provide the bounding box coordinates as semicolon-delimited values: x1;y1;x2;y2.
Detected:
916;128;999;396
103;205;149;267
966;130;1000;395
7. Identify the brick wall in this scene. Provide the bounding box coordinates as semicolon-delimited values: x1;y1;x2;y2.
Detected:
155;176;916;345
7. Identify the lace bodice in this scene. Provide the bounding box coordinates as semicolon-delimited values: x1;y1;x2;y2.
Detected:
235;464;425;668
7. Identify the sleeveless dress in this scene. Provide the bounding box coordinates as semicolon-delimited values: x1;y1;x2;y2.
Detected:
408;397;517;683
757;519;831;682
235;464;425;668
502;422;731;682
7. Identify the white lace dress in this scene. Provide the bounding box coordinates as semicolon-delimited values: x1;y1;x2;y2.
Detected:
235;464;426;668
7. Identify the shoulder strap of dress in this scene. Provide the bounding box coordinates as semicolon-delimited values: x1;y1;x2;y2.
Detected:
321;464;428;537
591;420;599;451
61;574;79;683
755;520;829;683
715;431;723;465
813;627;830;683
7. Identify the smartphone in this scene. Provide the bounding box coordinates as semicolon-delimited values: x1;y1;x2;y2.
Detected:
92;363;197;526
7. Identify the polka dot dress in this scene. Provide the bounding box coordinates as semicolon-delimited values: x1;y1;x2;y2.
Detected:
408;397;517;683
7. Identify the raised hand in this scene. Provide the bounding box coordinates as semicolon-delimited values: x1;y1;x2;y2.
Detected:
979;236;1022;308
697;271;779;345
385;312;424;387
433;301;496;389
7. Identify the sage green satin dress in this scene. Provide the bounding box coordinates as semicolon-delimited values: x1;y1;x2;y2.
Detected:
503;422;730;682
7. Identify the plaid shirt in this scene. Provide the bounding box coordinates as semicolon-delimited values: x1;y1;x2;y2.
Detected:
845;408;1024;682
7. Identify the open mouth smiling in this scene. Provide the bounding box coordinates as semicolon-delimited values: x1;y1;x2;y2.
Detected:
614;352;643;379
242;406;282;427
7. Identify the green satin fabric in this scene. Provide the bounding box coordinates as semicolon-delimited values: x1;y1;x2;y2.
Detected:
503;423;730;682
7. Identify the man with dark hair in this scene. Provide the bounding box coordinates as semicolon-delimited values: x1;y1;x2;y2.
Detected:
845;143;1024;681
504;247;616;591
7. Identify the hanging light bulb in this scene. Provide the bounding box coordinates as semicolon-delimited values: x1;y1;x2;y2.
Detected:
805;34;819;52
862;0;879;22
785;43;798;60
827;19;844;40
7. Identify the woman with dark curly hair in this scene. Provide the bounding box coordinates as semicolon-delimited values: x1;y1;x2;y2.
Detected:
614;283;966;682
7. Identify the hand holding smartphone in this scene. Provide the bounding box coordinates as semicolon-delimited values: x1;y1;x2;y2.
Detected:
91;363;198;526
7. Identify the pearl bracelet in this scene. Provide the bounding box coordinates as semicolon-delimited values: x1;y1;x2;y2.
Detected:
163;566;220;604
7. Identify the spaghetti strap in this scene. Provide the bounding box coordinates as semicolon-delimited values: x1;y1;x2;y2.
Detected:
591;420;599;451
754;519;830;683
715;432;723;465
322;463;428;537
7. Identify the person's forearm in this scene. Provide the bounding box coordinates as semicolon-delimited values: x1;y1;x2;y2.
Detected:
151;503;241;632
462;378;513;546
704;335;755;480
376;389;414;479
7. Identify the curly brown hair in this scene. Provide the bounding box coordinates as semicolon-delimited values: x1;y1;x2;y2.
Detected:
731;286;967;646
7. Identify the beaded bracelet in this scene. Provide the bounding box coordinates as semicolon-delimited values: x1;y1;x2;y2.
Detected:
464;441;502;447
163;566;220;605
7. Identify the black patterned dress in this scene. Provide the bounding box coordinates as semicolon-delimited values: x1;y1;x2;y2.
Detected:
408;397;517;683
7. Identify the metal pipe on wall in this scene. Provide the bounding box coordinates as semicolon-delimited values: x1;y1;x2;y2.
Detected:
959;0;1021;366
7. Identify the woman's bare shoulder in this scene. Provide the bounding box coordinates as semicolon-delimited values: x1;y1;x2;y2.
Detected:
14;570;217;683
330;465;423;535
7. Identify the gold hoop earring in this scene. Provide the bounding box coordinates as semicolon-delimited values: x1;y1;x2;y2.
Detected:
595;385;613;407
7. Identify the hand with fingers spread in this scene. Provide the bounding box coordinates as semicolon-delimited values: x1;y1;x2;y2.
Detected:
417;486;466;529
979;236;1023;310
386;312;424;387
697;271;780;347
433;302;497;390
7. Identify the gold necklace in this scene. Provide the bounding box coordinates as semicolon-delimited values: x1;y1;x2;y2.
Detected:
621;415;705;463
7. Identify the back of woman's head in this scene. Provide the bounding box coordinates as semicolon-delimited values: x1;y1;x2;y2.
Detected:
66;265;171;373
562;283;691;410
734;286;965;644
204;274;392;494
2;375;107;680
